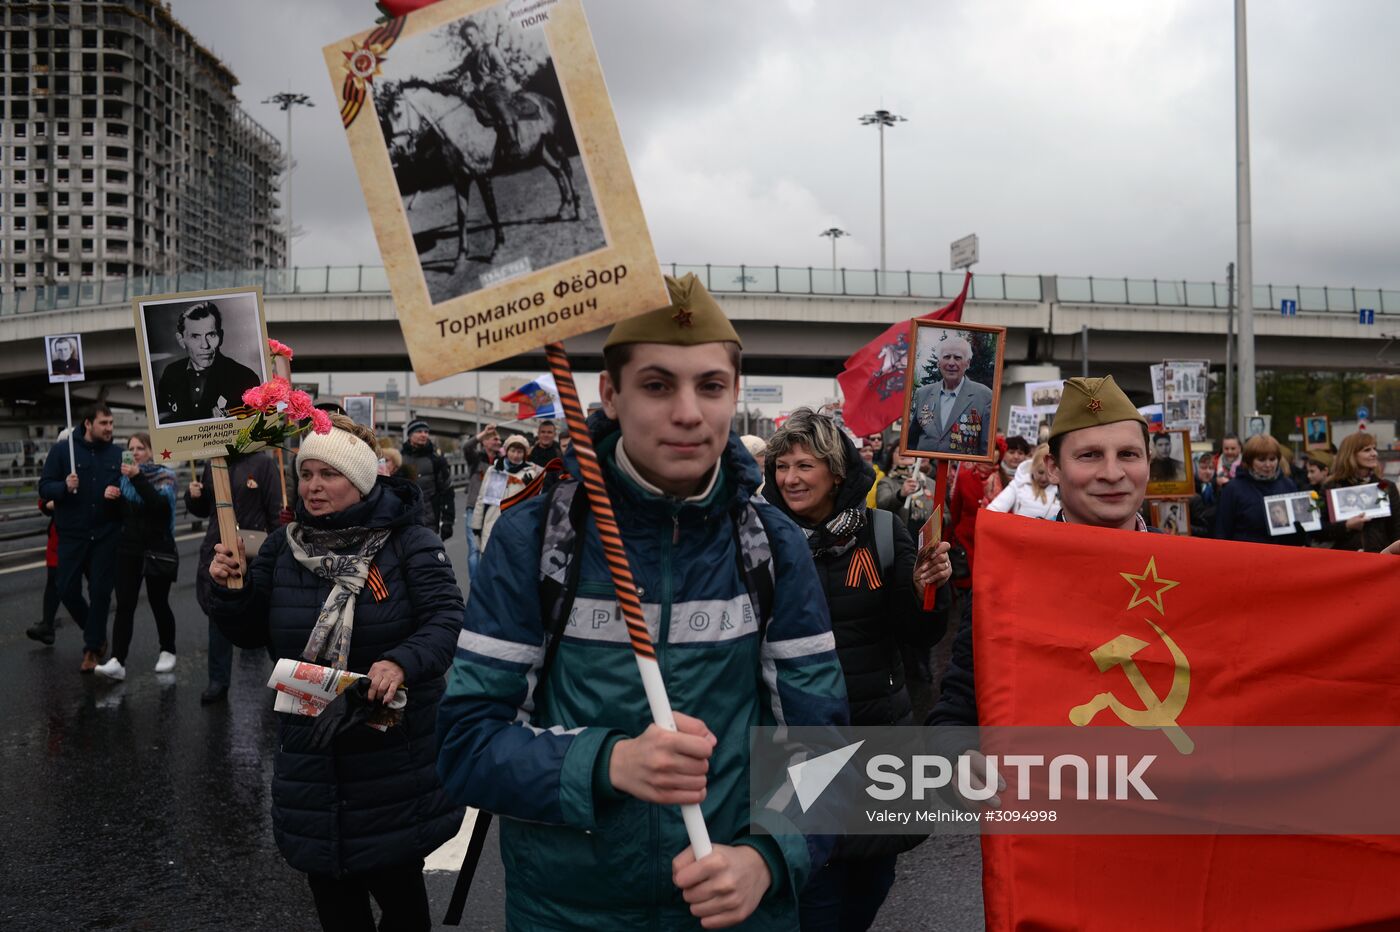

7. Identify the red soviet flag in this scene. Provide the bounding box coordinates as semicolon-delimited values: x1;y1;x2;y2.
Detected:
972;512;1400;931
836;271;970;437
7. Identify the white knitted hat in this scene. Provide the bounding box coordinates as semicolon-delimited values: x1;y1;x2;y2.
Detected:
296;427;379;495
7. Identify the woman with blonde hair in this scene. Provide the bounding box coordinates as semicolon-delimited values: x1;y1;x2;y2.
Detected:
986;442;1060;520
1318;431;1400;552
1214;433;1304;545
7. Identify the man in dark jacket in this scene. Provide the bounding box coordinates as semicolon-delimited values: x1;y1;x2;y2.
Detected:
35;404;123;671
155;301;261;424
401;419;454;540
527;419;561;468
461;424;501;520
437;275;849;930
929;376;1155;801
186;451;282;704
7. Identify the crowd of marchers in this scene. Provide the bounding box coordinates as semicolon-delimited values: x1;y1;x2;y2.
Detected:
24;277;1400;932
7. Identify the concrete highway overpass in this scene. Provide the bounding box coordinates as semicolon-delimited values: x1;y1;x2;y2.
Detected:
2;264;1397;418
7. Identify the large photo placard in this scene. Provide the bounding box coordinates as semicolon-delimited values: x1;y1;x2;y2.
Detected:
898;319;1006;464
133;287;270;460
326;0;668;382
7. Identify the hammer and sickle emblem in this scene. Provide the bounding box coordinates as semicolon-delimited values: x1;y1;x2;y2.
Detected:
1068;619;1194;755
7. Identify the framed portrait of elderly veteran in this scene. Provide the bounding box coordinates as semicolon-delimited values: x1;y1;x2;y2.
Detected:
326;0;668;383
133;287;270;460
898;319;1006;463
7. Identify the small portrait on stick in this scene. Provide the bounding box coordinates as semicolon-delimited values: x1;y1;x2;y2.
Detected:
45;333;85;383
343;394;377;430
1304;415;1331;451
898;319;1005;463
1149;499;1190;536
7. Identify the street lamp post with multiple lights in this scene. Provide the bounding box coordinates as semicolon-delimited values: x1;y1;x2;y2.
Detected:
859;108;906;287
263;91;315;270
818;227;849;272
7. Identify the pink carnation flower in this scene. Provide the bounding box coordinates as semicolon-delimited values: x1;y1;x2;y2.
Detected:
309;408;333;435
267;338;294;360
286;390;315;422
262;377;291;408
242;384;267;409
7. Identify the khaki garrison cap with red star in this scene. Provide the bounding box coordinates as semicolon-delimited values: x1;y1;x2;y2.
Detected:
602;273;743;350
1049;375;1147;439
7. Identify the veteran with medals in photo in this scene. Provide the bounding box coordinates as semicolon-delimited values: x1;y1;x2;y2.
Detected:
907;335;994;456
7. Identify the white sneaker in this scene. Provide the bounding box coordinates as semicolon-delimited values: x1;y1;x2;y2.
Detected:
94;657;126;681
154;651;177;673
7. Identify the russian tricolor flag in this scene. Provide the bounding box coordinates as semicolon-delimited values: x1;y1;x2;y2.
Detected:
501;374;560;420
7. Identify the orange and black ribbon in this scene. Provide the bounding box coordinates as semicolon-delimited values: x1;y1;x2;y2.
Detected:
544;343;657;661
339;15;406;128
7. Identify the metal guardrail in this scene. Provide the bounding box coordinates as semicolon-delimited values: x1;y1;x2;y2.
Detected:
3;265;1397;316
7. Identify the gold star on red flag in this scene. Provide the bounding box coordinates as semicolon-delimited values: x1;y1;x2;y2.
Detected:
1120;556;1179;616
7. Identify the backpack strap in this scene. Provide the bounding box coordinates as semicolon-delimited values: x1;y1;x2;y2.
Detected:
871;506;895;581
734;499;777;636
537;478;590;684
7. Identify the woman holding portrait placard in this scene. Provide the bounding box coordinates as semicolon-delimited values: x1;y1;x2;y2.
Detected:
1213;434;1305;546
1317;432;1400;553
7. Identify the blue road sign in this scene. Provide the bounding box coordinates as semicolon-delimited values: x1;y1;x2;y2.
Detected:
1357;406;1370;421
1359;308;1375;325
1280;299;1298;316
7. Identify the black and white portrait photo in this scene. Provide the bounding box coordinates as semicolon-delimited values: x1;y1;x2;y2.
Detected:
343;394;377;430
1146;429;1193;497
373;1;607;304
45;333;85;384
1329;483;1391;523
1025;380;1063;412
900;320;1005;463
1244;414;1271;439
137;291;267;428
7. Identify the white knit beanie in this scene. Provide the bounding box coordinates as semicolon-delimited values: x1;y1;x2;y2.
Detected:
296;427;379;495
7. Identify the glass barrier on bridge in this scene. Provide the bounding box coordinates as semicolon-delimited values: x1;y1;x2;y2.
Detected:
3;265;1396;317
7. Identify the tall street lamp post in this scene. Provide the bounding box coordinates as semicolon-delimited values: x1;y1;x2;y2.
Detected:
859;108;906;290
263;91;315;271
818;227;848;272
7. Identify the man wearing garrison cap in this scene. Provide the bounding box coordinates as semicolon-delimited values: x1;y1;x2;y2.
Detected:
927;375;1155;794
438;274;849;930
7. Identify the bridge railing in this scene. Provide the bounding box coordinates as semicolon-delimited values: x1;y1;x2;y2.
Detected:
3;265;1397;316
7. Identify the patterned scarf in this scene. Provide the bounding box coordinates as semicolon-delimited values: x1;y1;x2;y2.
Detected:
803;505;868;559
286;521;392;671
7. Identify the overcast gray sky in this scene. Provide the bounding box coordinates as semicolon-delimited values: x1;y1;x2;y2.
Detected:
172;0;1399;403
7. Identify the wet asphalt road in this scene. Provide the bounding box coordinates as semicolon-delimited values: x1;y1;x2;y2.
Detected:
0;501;982;931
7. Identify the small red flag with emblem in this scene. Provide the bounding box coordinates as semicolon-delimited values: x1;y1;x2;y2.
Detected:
836;271;970;437
972;511;1400;931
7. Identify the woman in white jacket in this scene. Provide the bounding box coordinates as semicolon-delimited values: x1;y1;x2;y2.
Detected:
472;434;542;550
987;442;1060;520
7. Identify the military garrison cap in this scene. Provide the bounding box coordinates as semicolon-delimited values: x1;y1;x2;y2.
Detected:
1048;375;1146;439
603;273;742;350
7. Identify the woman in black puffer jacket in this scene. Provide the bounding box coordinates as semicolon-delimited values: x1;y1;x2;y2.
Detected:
763;408;951;932
208;415;464;932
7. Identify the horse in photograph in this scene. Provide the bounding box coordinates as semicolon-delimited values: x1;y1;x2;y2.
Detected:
377;78;581;262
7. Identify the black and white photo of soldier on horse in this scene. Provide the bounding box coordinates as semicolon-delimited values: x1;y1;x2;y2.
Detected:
374;6;607;303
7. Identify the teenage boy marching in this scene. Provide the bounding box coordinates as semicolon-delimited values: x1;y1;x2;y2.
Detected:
438;275;849;930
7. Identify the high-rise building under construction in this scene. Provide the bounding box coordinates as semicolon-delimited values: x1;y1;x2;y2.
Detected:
0;1;285;296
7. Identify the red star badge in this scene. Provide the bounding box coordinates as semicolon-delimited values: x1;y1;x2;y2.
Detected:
1087;398;1103;412
673;307;694;328
161;449;172;460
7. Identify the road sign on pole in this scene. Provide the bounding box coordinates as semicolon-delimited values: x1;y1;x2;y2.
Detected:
1357;406;1370;421
744;385;784;404
1359;308;1375;325
950;234;979;270
1280;299;1297;317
